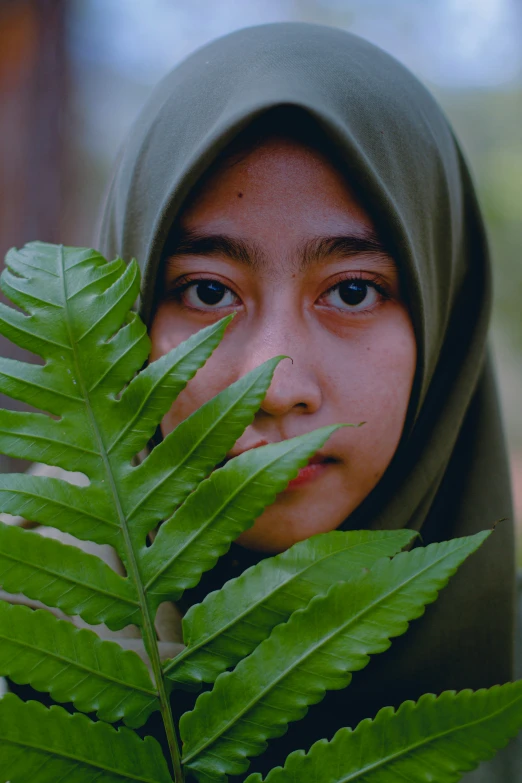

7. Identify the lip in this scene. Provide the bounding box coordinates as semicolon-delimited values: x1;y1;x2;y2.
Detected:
217;443;336;491
284;456;336;491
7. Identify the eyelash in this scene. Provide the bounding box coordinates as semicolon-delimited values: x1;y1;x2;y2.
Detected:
318;273;391;314
165;272;391;315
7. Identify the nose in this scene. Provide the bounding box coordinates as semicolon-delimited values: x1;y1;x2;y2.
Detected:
261;357;322;416
239;320;322;417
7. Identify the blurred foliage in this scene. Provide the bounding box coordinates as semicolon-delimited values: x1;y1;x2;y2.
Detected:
435;89;522;466
439;89;522;349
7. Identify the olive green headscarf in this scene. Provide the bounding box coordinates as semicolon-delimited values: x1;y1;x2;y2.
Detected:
97;20;515;756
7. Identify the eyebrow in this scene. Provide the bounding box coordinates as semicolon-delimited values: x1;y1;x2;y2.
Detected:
166;227;395;274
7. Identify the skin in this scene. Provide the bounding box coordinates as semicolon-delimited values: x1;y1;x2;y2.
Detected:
150;134;417;553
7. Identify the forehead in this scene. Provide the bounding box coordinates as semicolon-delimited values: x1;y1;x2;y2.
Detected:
181;106;362;212
180;132;373;233
165;145;394;279
163;115;395;278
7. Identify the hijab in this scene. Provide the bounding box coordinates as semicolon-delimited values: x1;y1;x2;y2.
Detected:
96;21;516;775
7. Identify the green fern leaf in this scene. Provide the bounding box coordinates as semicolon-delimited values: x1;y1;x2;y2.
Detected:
244;682;522;783
0;603;159;727
0;241;345;779
141;426;340;610
0;242;229;482
0;522;140;630
103;313;234;465
165;529;416;688
0;408;103;472
180;532;489;782
122;355;283;535
0;243;263;627
0;359;87;416
0;473;121;547
0;693;173;782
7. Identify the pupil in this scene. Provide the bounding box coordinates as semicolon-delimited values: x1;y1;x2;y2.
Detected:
197;280;225;305
339;280;367;306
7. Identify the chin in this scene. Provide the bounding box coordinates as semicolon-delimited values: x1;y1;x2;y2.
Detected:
234;528;291;554
235;509;349;554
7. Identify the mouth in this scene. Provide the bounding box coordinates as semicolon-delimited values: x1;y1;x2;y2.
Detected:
284;455;338;490
214;445;338;490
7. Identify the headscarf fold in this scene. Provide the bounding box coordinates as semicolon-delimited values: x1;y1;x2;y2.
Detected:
97;21;515;772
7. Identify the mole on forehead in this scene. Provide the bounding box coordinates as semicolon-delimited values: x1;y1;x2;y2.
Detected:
166;227;396;274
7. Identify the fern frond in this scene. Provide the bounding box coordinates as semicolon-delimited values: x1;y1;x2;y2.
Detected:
165;529;416;688
0;603;159;727
142;426;340;610
0;522;140;629
122;355;283;535
180;532;489;782
245;683;522;783
0;242;345;780
105;315;233;464
0;409;102;474
0;474;120;548
0;693;172;782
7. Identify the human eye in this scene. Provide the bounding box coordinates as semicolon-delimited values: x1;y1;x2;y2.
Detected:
318;273;390;314
167;277;240;311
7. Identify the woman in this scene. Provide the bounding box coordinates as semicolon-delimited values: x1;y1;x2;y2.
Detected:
94;21;519;779
6;21;520;781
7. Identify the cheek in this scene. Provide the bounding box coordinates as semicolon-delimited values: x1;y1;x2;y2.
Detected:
330;314;416;478
149;305;195;363
237;317;416;553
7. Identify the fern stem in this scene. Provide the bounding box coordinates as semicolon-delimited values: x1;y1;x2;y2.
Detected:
96;453;185;781
59;247;185;782
143;630;185;783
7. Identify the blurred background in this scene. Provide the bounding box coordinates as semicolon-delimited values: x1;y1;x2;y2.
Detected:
0;0;520;554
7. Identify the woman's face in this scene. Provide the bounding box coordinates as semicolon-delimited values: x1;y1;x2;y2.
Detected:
150;134;416;552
